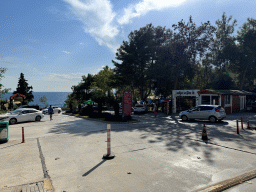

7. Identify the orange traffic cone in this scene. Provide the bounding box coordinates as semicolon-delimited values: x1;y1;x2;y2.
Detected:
202;123;208;140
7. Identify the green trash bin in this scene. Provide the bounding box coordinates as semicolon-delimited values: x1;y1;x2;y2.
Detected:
0;121;9;143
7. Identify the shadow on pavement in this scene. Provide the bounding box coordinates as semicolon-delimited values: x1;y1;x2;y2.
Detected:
82;159;107;177
47;112;256;164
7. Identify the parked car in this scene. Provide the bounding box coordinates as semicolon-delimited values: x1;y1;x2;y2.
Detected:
42;106;62;114
17;105;40;110
179;105;226;123
0;108;44;125
133;104;147;113
92;105;108;112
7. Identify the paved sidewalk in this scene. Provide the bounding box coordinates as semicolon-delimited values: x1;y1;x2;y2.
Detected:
1;111;256;192
0;139;54;192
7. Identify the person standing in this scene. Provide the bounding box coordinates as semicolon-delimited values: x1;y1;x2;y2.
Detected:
153;103;157;117
48;105;54;120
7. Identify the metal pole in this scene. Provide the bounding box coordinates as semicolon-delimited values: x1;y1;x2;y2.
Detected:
241;117;244;130
22;127;25;143
107;124;111;155
236;120;239;134
103;124;115;159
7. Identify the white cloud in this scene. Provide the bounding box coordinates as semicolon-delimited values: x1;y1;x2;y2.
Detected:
62;51;70;54
118;0;188;25
45;73;84;82
63;0;119;52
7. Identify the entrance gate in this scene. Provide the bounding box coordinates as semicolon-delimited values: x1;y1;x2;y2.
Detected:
172;90;200;113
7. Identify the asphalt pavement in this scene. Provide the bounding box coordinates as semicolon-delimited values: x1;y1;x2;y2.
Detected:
1;111;256;192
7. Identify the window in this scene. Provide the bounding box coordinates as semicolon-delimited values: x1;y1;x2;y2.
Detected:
200;106;214;111
202;96;210;104
225;95;231;105
190;107;199;111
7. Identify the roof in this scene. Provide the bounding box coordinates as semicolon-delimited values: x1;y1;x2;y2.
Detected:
10;93;26;99
198;89;255;95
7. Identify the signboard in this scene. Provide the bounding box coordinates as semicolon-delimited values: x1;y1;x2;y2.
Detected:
123;91;132;117
173;90;199;96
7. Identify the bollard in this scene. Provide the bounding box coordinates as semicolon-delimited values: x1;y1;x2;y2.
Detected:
236;120;239;134
202;123;208;140
107;125;111;155
247;117;250;129
22;127;25;143
103;124;115;159
241;117;244;130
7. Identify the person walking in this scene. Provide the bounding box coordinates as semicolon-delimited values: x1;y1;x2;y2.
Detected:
48;105;54;120
153;103;157;117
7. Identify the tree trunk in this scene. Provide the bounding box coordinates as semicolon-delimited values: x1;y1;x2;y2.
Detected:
114;102;119;116
98;102;102;114
239;64;249;90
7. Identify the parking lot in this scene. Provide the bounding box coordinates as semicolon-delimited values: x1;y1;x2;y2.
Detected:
2;111;256;191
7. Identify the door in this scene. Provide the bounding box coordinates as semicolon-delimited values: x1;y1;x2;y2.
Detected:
200;106;214;119
188;107;200;119
240;96;245;110
18;110;31;122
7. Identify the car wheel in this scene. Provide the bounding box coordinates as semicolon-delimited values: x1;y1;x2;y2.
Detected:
9;118;17;125
209;116;216;123
181;115;188;121
58;110;61;113
35;116;41;121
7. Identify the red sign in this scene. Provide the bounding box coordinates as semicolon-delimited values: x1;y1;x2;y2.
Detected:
123;92;132;116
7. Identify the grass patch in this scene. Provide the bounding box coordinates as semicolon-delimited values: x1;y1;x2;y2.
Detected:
0;110;7;114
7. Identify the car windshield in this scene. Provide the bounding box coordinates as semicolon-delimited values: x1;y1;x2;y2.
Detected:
188;107;197;111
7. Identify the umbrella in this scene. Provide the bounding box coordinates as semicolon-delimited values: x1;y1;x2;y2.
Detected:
84;100;94;104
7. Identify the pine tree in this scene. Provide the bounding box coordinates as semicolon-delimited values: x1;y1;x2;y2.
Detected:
13;73;34;104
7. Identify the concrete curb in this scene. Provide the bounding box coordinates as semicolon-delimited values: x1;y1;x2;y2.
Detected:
195;169;256;192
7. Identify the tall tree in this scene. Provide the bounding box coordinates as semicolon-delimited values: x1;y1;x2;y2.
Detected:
0;68;11;99
113;24;171;101
71;73;95;107
39;95;48;108
211;12;237;71
13;73;34;104
152;16;215;92
90;66;115;114
234;18;256;90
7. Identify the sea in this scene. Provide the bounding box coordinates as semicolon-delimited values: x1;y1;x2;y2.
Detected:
1;92;72;108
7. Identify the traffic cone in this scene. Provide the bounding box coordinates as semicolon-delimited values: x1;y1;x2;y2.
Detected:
202;123;208;140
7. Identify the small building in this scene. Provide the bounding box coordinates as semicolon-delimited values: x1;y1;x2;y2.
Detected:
198;89;253;114
172;90;200;113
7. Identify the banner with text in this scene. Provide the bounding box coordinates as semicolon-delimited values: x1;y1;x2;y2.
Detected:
123;91;132;117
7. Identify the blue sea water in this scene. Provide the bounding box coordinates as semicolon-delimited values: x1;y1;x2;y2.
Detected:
1;92;72;108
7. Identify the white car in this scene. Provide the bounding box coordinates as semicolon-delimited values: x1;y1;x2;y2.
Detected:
179;105;226;122
42;106;62;114
0;108;45;125
133;104;147;113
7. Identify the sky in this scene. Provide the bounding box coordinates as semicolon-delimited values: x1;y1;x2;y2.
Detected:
0;0;255;92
